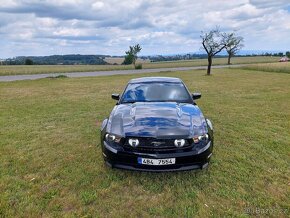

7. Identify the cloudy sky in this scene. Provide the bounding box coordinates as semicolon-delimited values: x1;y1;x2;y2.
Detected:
0;0;290;58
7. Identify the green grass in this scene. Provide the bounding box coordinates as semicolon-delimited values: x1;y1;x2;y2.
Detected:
0;68;289;217
0;56;279;76
241;62;290;74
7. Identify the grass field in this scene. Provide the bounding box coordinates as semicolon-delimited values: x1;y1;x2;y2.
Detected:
242;62;290;74
0;68;289;217
104;57;150;65
0;56;279;76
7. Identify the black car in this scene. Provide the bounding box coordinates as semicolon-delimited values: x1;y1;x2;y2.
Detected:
100;77;213;171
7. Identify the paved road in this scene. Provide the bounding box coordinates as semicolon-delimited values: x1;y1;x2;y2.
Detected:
0;64;242;82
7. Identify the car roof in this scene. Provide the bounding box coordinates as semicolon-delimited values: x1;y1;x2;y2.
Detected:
129;77;182;84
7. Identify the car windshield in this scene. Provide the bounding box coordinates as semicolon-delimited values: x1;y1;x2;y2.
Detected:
121;82;192;103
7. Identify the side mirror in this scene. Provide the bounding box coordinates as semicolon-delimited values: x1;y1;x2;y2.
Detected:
192;92;201;100
111;93;120;100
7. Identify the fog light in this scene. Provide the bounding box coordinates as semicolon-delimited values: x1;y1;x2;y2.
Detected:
128;138;139;147
198;134;209;142
174;139;185;147
106;133;115;141
105;133;121;143
194;134;209;144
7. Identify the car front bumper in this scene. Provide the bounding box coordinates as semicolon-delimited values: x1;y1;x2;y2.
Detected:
101;140;213;172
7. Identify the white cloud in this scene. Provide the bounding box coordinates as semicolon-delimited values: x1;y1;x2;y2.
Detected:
92;1;104;10
0;0;289;58
53;28;84;37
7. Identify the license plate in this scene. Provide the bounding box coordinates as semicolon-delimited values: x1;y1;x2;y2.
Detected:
138;157;175;165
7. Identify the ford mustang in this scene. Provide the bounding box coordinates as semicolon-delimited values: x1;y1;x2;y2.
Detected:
100;77;213;171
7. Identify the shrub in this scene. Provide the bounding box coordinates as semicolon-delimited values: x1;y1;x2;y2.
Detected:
135;64;142;69
47;74;68;79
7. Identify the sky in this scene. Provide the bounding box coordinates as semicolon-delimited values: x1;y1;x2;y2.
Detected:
0;0;290;58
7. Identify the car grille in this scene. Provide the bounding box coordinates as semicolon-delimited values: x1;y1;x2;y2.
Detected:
123;137;193;152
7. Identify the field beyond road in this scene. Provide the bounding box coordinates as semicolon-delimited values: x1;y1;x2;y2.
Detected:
0;56;279;76
0;68;289;217
242;62;290;74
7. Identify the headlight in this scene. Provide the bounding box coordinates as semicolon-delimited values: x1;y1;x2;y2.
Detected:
206;119;213;131
128;138;139;147
193;134;209;144
174;139;185;147
105;133;121;143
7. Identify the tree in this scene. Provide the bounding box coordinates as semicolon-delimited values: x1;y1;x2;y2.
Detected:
25;58;33;65
122;44;142;67
201;28;227;75
286;51;290;58
224;32;244;65
122;53;134;65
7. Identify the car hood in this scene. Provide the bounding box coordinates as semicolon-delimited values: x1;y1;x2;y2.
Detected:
106;102;208;138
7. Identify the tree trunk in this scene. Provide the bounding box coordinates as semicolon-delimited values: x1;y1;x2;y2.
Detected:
228;52;233;65
207;56;212;75
227;54;232;65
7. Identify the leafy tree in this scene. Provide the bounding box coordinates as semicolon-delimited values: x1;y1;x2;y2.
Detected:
201;28;227;75
122;53;134;65
25;58;33;65
122;44;142;67
224;32;244;65
285;51;290;58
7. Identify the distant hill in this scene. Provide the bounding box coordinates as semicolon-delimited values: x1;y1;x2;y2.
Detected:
4;54;109;65
2;50;287;65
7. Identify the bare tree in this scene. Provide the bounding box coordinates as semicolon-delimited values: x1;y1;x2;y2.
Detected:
201;28;227;75
225;33;244;65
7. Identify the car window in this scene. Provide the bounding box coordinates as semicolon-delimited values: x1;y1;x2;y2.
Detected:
121;82;192;103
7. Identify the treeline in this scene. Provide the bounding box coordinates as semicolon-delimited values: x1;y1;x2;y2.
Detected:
260;52;288;57
1;52;289;66
144;51;289;62
144;54;208;62
2;54;109;65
